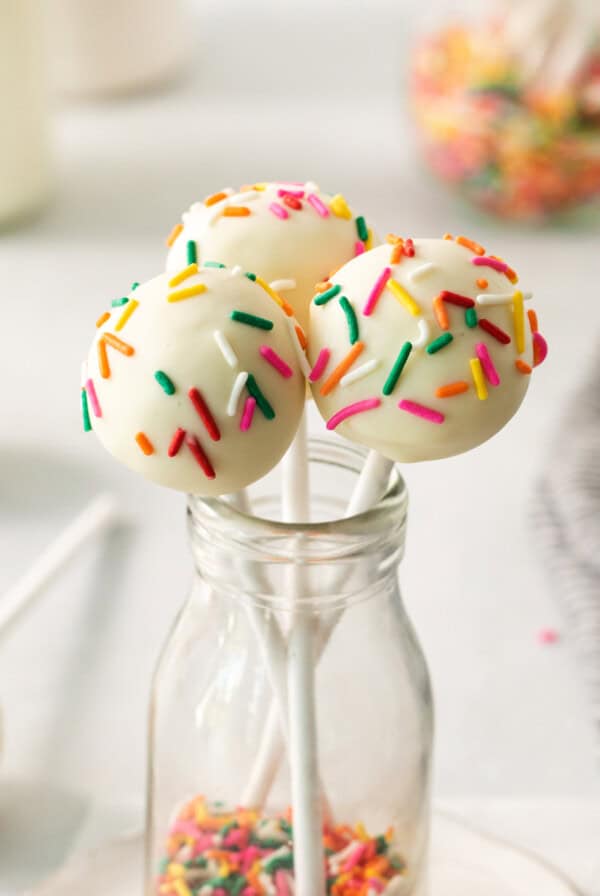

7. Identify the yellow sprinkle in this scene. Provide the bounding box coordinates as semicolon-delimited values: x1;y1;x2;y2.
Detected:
172;881;192;896
329;193;352;219
115;299;139;332
253;182;267;190
168;283;207;303
219;862;231;877
365;227;374;250
513;290;525;354
355;822;368;841
387;279;421;316
169;263;199;288
255;275;294;315
167;863;186;878
470;358;488;400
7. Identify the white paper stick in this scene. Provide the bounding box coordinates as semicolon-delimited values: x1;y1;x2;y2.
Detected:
0;494;119;642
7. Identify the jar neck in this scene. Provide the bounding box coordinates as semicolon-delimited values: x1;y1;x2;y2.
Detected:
186;439;408;613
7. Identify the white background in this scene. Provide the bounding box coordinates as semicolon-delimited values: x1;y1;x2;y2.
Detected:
0;0;599;889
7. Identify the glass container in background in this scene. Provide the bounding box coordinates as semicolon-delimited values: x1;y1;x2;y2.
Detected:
0;0;52;227
146;440;433;896
46;0;187;97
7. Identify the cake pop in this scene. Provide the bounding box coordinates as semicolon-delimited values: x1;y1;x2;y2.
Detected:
83;264;307;496
165;181;375;330
308;235;547;462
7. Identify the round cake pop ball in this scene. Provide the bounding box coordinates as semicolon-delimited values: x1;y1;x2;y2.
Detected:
83;264;307;495
165;181;375;331
308;235;546;463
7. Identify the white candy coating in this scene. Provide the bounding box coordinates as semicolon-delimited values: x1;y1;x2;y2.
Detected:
309;238;539;462
166;182;374;330
85;266;306;495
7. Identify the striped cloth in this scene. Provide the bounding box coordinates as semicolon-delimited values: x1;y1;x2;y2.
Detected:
533;355;600;729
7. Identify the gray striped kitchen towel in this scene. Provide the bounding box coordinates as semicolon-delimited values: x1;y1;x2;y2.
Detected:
533;353;600;728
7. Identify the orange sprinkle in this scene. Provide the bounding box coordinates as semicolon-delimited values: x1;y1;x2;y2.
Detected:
97;339;110;378
315;280;332;293
527;309;538;332
135;432;154;455
515;360;532;375
386;233;403;245
476;277;488;289
504;265;518;284
223;206;250;217
295;324;308;350
169;263;198;288
103;332;135;355
166;222;183;247
96;311;110;328
457;235;485;255
389;243;403;264
204;191;228;207
320;342;365;396
433;294;449;330
436;381;469;398
443;233;454;240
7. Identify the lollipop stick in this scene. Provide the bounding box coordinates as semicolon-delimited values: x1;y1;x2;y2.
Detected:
0;494;119;642
282;412;326;896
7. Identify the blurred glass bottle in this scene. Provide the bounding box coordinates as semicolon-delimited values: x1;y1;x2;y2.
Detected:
46;0;187;97
0;0;52;227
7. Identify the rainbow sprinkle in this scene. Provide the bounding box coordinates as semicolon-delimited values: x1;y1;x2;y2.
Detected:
230;311;274;331
472;256;508;274
307;193;330;217
85;378;102;417
309;348;331;383
240;396;257;431
135;432;154;455
259;345;293;378
355;216;369;242
314;284;341;306
382;343;412;396
426;333;453;355
188;388;221;441
168;284;207;303
168;428;186;457
475;343;500;386
155;370;176;395
81;390;91;432
246;374;275;419
329;194;352;219
469;358;488;400
513;290;525;354
398;399;444;424
115;299;139;332
339;296;359;345
187;241;197;265
362;268;392;317
326;397;381;430
387;280;421;317
269;202;289;220
320;343;365;396
186;434;215;478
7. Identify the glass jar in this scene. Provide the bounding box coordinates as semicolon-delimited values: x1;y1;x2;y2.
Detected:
146;439;433;896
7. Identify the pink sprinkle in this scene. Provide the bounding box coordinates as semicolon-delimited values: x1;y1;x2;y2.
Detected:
472;256;508;274
368;880;385;894
277;188;304;198
326;398;381;430
213;889;227;896
275;870;291;896
269;201;289;220
242;890;257;896
240;396;257;431
259;345;293;378
307;193;330;217
85;378;102;417
309;347;331;382
355;240;366;256
475;342;500;386
241;846;261;873
533;331;548;367
398;399;444;424
538;627;559;644
225;827;249;849
362;266;392;316
342;843;367;872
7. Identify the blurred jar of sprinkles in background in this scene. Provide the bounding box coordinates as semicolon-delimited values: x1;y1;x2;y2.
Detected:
410;21;600;221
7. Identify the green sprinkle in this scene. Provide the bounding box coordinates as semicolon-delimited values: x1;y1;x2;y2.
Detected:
131;281;140;290
339;296;359;344
355;215;368;242
314;283;341;306
375;835;389;854
219;820;238;837
264;853;294;874
81;389;92;432
382;342;412;395
245;271;257;281
280;820;293;836
465;307;478;328
204;260;226;268
246;374;275;419
230;310;273;331
154;370;175;395
111;297;129;307
253;837;287;848
187;240;198;264
426;332;453;354
157;857;170;874
390;856;405;871
231;877;246;896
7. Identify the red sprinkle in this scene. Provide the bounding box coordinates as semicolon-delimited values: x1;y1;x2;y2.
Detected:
478;318;511;345
283;195;302;210
439;290;475;308
186;434;215;478
188;388;221;441
168;428;186;457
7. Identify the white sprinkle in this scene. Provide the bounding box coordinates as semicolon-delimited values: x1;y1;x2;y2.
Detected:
476;293;515;305
413;318;430;348
269;278;296;292
259;874;277;896
229;190;260;204
304;180;319;192
230;265;243;277
214;330;238;368
409;262;437;282
285;317;311;377
340;358;378;387
227;371;248;416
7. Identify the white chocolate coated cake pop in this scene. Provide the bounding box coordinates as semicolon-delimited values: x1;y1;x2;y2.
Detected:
83;264;307;495
165;181;375;330
308;235;548;462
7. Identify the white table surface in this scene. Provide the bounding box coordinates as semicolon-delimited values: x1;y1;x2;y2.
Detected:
0;0;599;890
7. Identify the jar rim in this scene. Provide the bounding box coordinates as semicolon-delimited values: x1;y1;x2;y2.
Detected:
188;438;407;542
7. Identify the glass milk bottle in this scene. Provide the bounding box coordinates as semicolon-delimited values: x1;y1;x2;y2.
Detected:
146;439;433;896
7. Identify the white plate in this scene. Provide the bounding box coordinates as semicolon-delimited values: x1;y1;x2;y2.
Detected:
29;811;582;896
